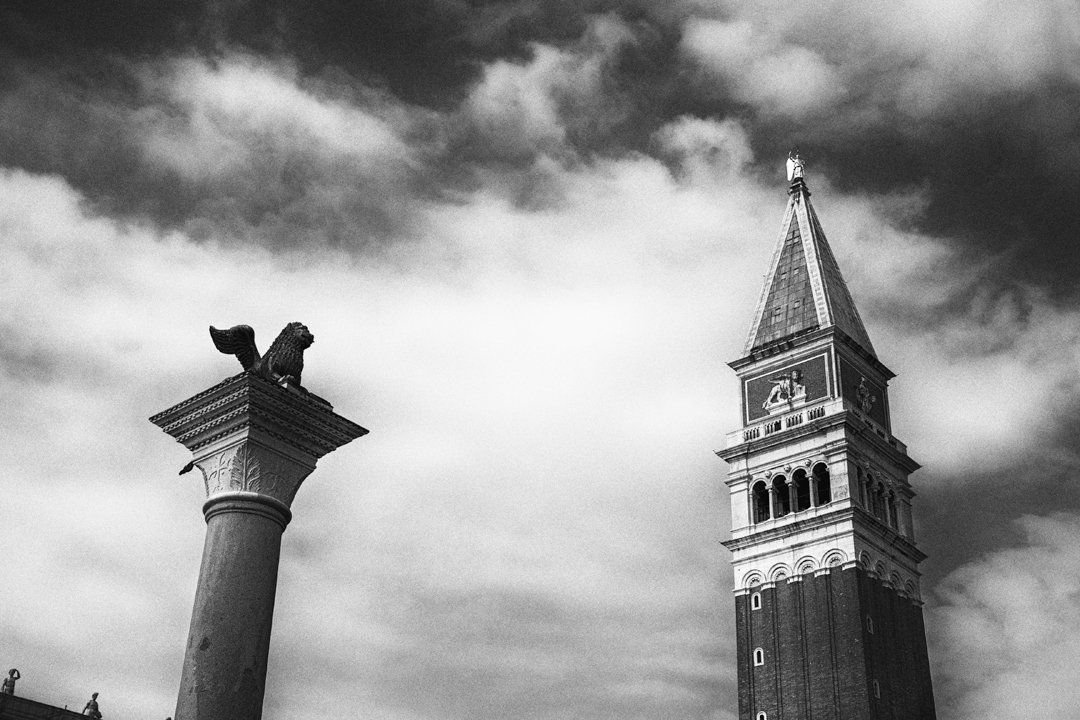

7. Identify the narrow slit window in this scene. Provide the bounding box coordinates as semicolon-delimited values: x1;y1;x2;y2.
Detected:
873;679;881;698
867;615;874;634
751;592;762;610
753;648;764;666
756;713;768;720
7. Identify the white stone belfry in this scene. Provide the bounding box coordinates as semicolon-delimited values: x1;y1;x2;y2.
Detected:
151;372;367;720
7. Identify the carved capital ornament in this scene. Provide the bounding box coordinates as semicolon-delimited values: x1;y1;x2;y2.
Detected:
150;326;367;525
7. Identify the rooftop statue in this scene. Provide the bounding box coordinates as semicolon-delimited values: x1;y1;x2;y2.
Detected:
1;668;18;695
786;152;805;182
210;322;314;390
83;692;102;718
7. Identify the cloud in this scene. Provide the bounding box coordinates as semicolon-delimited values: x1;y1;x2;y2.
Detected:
139;56;410;180
0;133;748;717
2;8;1080;718
698;0;1080;114
653;115;753;182
675;3;1080;297
931;512;1080;719
681;19;847;118
0;54;438;250
891;0;1078;111
6;98;1075;716
457;14;639;166
799;185;1080;476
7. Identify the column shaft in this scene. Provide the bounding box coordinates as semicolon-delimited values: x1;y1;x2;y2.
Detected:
175;497;288;720
152;372;366;720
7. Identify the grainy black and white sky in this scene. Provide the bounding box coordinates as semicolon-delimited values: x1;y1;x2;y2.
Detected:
1;1;1078;718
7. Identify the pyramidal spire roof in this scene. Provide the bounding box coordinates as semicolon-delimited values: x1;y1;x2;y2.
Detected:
743;156;876;356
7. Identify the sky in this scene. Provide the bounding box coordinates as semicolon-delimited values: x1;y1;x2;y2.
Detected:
0;1;1079;718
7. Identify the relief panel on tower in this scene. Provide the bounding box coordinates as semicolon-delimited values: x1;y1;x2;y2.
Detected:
838;357;888;428
744;353;831;424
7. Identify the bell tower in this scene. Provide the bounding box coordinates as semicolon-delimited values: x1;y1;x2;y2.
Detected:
718;157;936;720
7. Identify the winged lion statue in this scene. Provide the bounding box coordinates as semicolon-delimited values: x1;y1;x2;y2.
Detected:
209;322;314;390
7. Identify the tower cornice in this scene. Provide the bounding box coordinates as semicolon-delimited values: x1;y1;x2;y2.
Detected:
729;326;894;380
720;506;928;565
717;402;920;475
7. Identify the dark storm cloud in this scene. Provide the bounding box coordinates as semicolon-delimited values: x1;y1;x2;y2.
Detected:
920;462;1076;589
677;4;1080;304
749;84;1080;304
0;1;685;248
4;0;1078;302
0;53;447;249
1;0;661;104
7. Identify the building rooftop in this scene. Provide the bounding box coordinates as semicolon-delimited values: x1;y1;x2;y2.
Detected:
0;693;87;720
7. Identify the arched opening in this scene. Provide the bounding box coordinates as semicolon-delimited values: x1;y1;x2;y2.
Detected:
752;481;771;523
751;592;761;610
874;485;886;522
813;463;831;505
794;469;811;512
857;467;866;507
772;475;790;518
753;648;764;666
756;713;768;720
888;492;899;528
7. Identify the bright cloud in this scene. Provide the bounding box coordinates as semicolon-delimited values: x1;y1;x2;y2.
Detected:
1;12;1078;718
680;0;1080;122
138;55;413;182
0;139;743;718
461;14;637;160
681;19;846;118
931;512;1080;718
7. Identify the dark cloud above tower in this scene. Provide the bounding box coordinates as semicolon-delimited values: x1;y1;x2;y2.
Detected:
2;0;1077;297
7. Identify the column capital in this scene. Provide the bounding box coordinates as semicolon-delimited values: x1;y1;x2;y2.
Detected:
150;373;367;509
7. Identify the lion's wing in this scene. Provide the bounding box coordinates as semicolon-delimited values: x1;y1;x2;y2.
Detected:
209;324;260;370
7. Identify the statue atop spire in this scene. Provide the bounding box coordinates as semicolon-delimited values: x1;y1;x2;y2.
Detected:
742;151;876;357
786;151;804;183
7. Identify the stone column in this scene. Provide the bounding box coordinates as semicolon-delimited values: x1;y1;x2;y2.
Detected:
151;373;367;720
